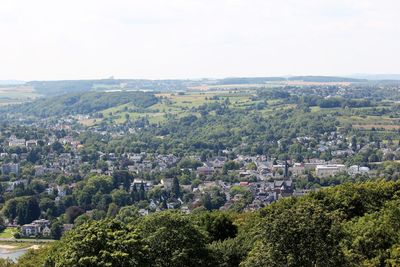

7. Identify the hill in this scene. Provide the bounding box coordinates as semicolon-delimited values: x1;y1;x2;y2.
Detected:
25;76;368;97
27;79;189;96
3;91;159;117
217;77;286;85
288;76;367;83
348;74;400;81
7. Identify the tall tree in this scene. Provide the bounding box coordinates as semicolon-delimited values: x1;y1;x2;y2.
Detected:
171;177;181;199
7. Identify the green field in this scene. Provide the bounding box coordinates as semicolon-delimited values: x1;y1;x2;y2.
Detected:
95;91;260;125
0;228;17;239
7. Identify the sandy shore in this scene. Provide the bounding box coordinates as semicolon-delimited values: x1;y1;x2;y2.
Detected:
0;245;17;250
27;245;40;250
0;244;41;251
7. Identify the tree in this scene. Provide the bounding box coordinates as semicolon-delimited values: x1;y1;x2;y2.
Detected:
343;199;400;266
12;197;41;225
45;220;147;267
107;203;120;218
50;221;63;240
131;183;139;202
223;161;240;174
138;182;146;201
65;206;84;224
111;189;131;207
39;198;57;218
351;136;357;151
195;212;237;242
0;217;6;232
138;212;213;267
112;171;132;190
51;141;64;153
171;177;181;199
27;149;40;163
201;193;213;211
2;199;18;222
242;199;345;267
115;206;139;224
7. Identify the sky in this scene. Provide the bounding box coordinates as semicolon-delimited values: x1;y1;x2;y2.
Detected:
0;0;399;80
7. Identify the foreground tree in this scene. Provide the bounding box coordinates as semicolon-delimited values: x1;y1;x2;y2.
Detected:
45;220;147;267
138;211;214;267
242;198;345;267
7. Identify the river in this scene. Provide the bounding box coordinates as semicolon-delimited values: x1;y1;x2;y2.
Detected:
0;247;28;261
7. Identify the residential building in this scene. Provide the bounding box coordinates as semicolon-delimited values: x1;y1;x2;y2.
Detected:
315;164;346;177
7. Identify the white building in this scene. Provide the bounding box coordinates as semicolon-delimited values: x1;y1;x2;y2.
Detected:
348;165;370;176
315;164;346;177
8;135;26;147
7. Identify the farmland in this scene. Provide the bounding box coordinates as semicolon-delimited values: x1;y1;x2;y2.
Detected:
0;86;40;105
99;91;258;124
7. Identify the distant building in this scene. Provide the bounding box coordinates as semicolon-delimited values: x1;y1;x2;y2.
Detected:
1;163;20;176
130;179;153;191
160;178;174;189
25;140;38;147
291;163;305;176
8;138;26;147
315;164;346;177
197;166;214;176
21;219;51;237
21;224;39;236
348;165;370;176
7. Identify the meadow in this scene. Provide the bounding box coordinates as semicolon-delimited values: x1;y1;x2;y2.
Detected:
0;86;40;105
98;91;259;124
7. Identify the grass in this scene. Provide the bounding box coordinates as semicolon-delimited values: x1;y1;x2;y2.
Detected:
78;118;97;126
0;228;17;239
95;92;217;125
338;115;398;126
352;124;400;130
0;86;40;100
310;106;321;112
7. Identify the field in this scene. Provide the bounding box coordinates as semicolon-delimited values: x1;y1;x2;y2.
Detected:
188;81;354;91
0;228;17;239
0;86;40;105
309;105;400;132
352;124;400;130
338;114;400;129
97;91;259;125
34;86;396;138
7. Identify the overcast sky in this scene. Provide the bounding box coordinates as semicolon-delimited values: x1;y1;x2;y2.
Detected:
0;0;399;80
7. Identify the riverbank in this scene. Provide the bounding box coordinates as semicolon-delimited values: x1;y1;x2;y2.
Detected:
0;241;50;261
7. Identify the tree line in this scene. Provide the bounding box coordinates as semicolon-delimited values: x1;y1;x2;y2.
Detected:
4;179;400;266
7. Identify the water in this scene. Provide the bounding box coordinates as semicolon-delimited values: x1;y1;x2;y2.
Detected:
0;248;28;261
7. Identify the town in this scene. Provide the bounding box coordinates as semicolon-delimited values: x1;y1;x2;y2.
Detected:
2;108;394;238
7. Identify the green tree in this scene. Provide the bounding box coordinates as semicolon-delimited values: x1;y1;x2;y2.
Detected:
138;212;213;267
65;206;84;224
50;221;63;240
111;189;131;207
242;199;345;267
171;177;181;199
45;220;147;267
107;203;120;218
195;212;237;242
115;206;139;224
